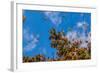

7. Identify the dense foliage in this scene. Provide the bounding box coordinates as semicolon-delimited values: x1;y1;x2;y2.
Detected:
23;28;91;63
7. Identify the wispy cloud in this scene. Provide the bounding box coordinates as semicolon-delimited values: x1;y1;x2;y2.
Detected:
23;28;34;42
24;38;38;51
66;31;78;43
66;21;90;49
39;48;47;56
44;11;62;26
77;21;88;31
79;32;91;49
23;28;39;51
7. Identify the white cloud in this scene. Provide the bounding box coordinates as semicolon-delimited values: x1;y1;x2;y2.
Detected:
24;38;38;51
66;31;78;43
38;48;47;56
44;11;62;26
87;32;91;42
66;22;89;42
77;21;88;31
66;21;91;49
23;28;39;51
79;35;88;48
79;32;91;49
77;22;83;28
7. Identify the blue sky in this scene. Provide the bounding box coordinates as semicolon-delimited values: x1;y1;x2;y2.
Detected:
23;10;91;59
